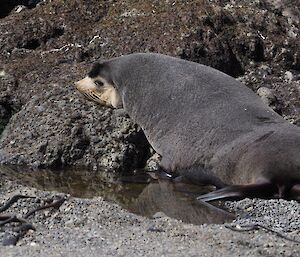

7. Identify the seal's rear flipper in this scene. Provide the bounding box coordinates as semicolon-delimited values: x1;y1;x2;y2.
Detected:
197;183;276;202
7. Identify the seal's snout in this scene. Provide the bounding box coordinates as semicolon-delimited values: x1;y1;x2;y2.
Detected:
74;77;96;91
74;76;123;109
74;80;83;91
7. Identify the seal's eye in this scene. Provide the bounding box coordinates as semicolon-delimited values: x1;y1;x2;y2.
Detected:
95;80;104;88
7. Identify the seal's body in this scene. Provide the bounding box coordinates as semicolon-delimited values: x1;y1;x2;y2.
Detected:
75;53;300;201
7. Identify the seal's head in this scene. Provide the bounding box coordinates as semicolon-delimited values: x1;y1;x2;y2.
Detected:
74;62;123;108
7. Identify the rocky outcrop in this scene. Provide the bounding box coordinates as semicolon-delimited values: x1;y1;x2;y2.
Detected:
0;83;150;173
0;0;299;172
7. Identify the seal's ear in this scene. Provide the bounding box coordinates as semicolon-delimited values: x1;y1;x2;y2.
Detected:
88;62;104;78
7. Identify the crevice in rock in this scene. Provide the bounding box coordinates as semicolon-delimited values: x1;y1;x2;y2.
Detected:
122;128;152;174
0;0;42;19
252;38;265;62
0;74;22;136
21;39;41;50
179;42;245;78
49;27;65;40
17;27;65;50
0;101;17;136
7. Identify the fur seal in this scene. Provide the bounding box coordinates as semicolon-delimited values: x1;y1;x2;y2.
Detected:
75;53;300;201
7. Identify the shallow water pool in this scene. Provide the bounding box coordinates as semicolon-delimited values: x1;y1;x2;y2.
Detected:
0;166;234;225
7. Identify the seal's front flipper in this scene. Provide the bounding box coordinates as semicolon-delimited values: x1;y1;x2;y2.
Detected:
147;169;173;180
197;183;276;202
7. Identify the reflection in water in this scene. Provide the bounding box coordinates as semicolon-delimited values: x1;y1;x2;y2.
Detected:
0;166;234;225
127;182;234;225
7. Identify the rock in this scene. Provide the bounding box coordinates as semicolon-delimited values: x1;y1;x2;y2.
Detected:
144;153;161;172
257;87;277;106
0;85;150;175
0;0;299;172
284;71;294;82
14;5;27;13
